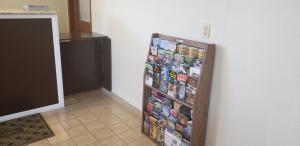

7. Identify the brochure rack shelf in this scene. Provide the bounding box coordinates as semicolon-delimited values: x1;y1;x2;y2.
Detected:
142;33;215;146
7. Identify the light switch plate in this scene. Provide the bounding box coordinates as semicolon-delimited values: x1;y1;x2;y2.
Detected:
201;24;211;38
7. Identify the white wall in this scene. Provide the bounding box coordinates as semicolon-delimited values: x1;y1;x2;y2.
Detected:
91;0;300;146
0;0;69;33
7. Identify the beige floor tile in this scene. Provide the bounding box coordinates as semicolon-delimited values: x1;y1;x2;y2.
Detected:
50;108;66;115
100;98;118;105
97;94;110;99
40;89;147;146
27;139;51;146
84;120;105;131
127;137;156;146
90;127;115;141
133;127;142;133
79;98;96;104
123;118;141;129
89;89;104;95
48;122;65;134
94;109;113;118
98;114;121;126
115;111;137;121
88;142;103;146
101;98;116;103
82;100;103;107
118;130;143;144
90;89;104;96
106;106;128;114
77;113;98;124
52;110;75;121
66;125;89;138
48;131;71;144
73;133;97;146
41;111;54;118
43;115;59;125
86;104;105;114
51;139;77;146
100;136;125;146
110;123;131;134
103;103;120;109
65;97;80;105
65;103;87;113
51;108;66;114
71;108;90;117
60;118;82;129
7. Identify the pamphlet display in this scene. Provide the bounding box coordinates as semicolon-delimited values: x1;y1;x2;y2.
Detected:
142;33;216;146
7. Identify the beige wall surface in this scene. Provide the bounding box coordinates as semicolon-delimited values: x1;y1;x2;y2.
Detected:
92;0;300;146
0;0;69;33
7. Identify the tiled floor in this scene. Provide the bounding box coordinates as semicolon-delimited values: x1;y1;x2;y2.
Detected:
28;89;156;146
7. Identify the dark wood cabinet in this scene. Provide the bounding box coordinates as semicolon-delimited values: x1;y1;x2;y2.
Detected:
0;17;62;117
60;32;111;95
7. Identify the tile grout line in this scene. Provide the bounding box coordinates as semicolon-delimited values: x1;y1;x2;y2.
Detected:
40;89;151;146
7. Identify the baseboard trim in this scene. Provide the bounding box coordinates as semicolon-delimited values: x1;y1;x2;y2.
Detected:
101;88;142;117
0;103;64;122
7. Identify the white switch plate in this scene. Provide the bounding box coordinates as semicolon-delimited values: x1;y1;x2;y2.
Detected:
201;24;211;38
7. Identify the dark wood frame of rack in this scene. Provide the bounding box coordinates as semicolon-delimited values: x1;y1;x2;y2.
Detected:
141;33;215;146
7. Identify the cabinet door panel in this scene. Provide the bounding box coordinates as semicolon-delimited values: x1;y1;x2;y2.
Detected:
0;19;58;116
60;39;99;95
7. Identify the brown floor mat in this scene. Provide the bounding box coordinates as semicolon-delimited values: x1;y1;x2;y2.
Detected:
0;114;54;146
